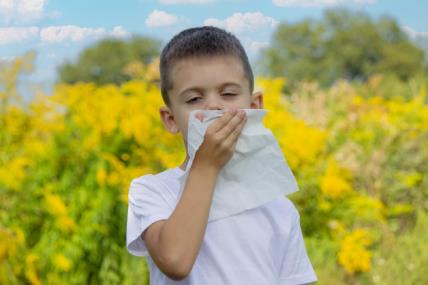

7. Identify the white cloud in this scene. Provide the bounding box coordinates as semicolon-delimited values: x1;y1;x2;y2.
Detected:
159;0;214;3
145;10;178;27
0;26;39;44
272;0;375;7
353;0;376;3
18;0;45;15
204;12;279;34
248;41;270;54
402;26;428;39
110;26;131;38
0;25;131;45
0;0;14;10
0;0;47;22
0;55;16;62
40;25;106;43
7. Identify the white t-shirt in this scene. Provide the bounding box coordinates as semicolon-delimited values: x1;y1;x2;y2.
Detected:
126;166;317;285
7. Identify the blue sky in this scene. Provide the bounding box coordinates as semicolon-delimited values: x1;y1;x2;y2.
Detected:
1;0;427;96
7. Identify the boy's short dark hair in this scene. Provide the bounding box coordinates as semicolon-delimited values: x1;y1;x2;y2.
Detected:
159;26;254;107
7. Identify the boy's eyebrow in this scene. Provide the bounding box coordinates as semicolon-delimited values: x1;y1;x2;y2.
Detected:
178;82;242;97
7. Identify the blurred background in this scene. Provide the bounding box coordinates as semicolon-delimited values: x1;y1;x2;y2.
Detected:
1;1;427;284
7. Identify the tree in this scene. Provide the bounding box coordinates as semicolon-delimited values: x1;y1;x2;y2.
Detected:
58;36;161;85
258;9;427;88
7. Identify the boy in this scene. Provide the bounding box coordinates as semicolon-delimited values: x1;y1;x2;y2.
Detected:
126;26;317;284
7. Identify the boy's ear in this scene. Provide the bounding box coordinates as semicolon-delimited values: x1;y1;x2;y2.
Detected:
159;106;179;134
251;91;264;109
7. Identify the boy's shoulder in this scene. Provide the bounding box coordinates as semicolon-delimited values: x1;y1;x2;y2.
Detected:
128;167;182;207
268;196;301;222
130;167;181;188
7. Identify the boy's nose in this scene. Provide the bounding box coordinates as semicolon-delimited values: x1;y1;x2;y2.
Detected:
206;97;222;110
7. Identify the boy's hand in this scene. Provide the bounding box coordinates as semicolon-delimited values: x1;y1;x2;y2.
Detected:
193;108;247;171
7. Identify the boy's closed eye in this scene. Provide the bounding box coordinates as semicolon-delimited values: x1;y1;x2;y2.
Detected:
186;93;238;104
186;97;200;104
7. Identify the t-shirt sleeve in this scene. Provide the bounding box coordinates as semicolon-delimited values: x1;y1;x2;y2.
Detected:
279;203;317;285
126;175;173;257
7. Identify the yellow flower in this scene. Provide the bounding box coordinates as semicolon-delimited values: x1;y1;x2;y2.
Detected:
56;216;77;232
25;270;41;285
0;156;33;191
53;253;72;272
351;95;365;107
396;170;423;188
26;253;40;265
44;193;68;216
337;228;373;275
96;168;107;185
0;228;18;260
255;78;327;169
24;253;41;285
349;195;385;222
320;159;353;199
14;227;25;244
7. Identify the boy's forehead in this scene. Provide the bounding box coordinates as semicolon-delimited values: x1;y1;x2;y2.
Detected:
169;55;248;93
171;55;242;73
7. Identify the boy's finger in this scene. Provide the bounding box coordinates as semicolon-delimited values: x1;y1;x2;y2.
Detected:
209;109;238;133
216;110;245;139
222;113;246;145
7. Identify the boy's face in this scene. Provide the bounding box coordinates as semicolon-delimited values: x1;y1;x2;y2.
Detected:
160;55;263;147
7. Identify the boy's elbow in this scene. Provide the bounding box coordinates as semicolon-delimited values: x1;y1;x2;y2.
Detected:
159;253;192;281
166;268;190;281
145;222;192;281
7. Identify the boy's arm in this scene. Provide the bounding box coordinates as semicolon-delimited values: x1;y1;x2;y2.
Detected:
144;109;247;281
144;160;219;281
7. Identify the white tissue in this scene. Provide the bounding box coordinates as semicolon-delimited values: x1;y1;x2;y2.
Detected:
176;108;299;222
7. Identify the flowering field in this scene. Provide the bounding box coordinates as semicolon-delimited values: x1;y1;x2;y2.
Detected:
1;57;427;284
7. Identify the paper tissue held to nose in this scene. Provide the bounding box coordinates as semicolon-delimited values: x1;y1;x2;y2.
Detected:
175;108;299;222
